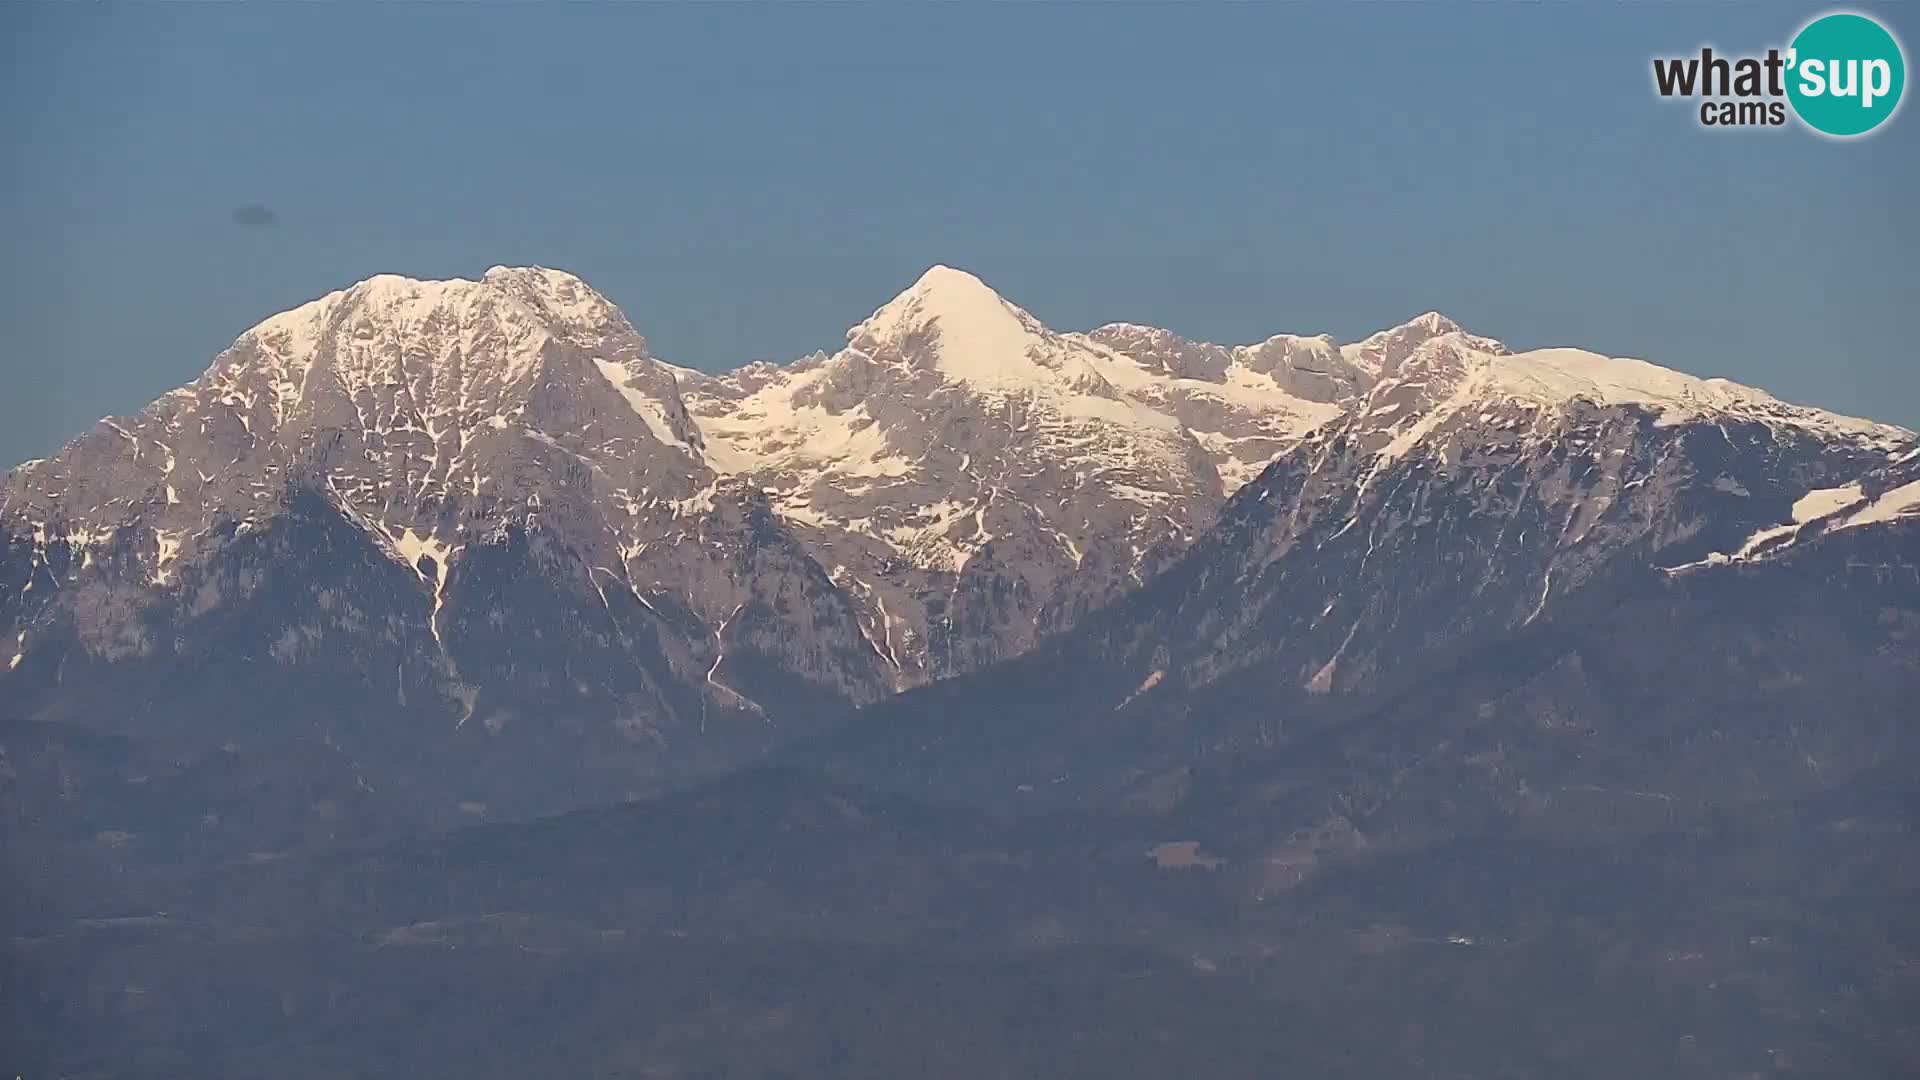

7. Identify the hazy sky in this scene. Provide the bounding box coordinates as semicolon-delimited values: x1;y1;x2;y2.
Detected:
3;2;1915;465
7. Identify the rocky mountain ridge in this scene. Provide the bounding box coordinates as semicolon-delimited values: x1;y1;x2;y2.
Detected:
6;269;1919;1080
3;264;1913;812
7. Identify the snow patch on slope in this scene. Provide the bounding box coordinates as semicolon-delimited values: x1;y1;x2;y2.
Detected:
1836;478;1920;530
1791;484;1866;523
697;364;910;482
387;526;462;645
593;359;698;450
1666;479;1919;573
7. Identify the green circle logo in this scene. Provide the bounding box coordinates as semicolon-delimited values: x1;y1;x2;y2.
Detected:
1787;12;1905;136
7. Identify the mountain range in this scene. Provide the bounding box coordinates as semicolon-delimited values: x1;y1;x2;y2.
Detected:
4;266;1918;1077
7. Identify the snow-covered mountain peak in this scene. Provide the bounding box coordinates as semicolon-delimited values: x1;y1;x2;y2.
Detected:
245;266;636;364
1490;347;1911;442
1348;335;1914;466
884;263;1005;307
2;265;712;595
480;265;638;345
1341;311;1499;378
701;265;1205;474
859;264;1027;335
483;264;587;288
223;266;687;437
1487;348;1767;416
1407;310;1463;335
848;265;1071;392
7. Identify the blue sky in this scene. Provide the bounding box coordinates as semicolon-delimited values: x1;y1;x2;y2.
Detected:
3;2;1914;465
